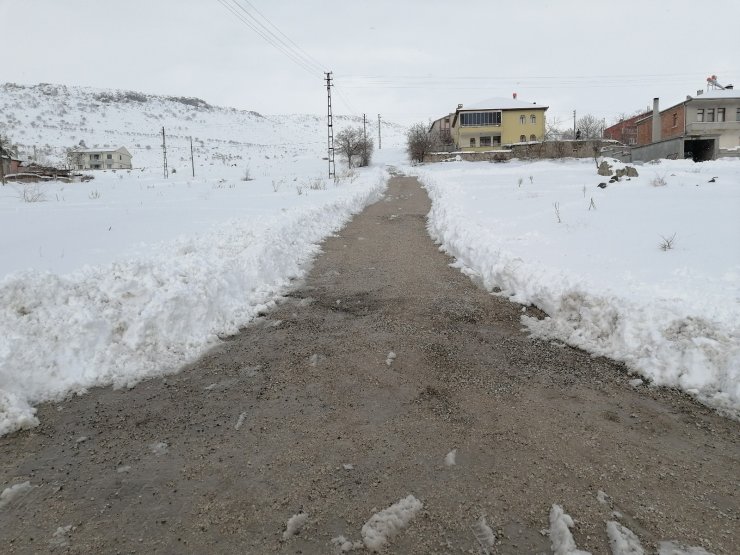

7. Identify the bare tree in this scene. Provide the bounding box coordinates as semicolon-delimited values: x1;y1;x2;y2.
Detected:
576;114;604;139
406;123;436;163
335;126;362;168
359;135;374;167
544;116;565;141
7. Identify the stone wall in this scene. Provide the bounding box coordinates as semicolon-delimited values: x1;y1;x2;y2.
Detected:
424;140;616;163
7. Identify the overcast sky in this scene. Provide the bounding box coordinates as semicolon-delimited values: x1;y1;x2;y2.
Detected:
3;0;739;127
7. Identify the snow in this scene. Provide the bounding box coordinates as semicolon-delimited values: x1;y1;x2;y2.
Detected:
417;158;740;416
444;449;457;466
464;96;548;110
361;495;423;552
49;524;73;548
0;84;400;436
606;521;644;555
282;512;308;540
658;541;715;554
548;504;591;555
385;351;396;366
472;515;496;550
235;412;247;430
0;481;33;510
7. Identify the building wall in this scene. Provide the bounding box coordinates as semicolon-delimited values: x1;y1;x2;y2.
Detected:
604;112;650;144
660;104;686;141
685;99;740;150
631;137;684;162
73;149;132;170
453;108;546;151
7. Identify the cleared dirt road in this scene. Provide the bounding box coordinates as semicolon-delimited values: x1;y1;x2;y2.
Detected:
1;176;738;554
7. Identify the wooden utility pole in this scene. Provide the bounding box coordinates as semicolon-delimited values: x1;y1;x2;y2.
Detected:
190;136;195;177
325;72;335;179
161;127;168;179
377;114;382;149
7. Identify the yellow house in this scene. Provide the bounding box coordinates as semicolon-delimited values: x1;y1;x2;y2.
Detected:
451;97;548;151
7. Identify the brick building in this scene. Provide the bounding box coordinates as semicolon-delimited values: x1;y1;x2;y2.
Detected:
604;111;651;145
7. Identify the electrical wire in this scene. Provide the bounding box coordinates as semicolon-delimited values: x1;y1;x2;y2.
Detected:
215;0;324;80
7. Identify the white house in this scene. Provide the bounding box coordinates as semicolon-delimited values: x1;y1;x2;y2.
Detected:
71;147;132;170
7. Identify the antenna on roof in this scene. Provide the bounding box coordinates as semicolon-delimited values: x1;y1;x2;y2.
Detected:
706;75;725;90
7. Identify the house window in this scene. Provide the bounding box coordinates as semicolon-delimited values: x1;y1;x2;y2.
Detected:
706;109;715;122
119;155;122;160
460;111;501;126
106;163;112;168
697;109;704;122
107;153;112;159
530;134;536;141
470;137;476;147
519;135;526;142
737;108;740;121
628;138;636;145
530;115;536;124
92;154;100;160
519;115;526;124
480;136;492;147
717;108;725;122
672;113;678;128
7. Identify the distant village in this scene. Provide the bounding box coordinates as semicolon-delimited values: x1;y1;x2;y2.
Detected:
425;75;739;164
2;76;739;183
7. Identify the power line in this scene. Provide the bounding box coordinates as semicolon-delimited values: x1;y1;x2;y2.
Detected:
215;0;323;79
238;0;326;74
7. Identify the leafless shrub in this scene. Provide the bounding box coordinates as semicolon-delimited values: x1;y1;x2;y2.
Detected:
588;197;596;210
16;184;47;203
271;178;283;192
553;202;561;223
88;189;101;200
308;177;326;190
241;166;254;181
659;233;676;251
651;173;667;187
517;177;524;188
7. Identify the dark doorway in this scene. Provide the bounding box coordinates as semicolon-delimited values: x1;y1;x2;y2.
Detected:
684;139;715;162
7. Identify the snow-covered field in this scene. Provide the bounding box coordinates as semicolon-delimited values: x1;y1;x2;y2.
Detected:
0;83;405;435
415;157;740;416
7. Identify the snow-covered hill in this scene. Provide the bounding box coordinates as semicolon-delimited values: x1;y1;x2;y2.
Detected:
0;82;406;171
0;82;402;436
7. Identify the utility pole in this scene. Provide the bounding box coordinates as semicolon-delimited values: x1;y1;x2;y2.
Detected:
0;136;6;186
161;127;168;179
377;114;382;149
362;113;368;166
190;136;195;177
325;72;336;179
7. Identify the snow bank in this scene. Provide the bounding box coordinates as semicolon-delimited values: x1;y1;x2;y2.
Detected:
606;521;644;555
361;495;423;552
418;158;740;416
282;512;309;540
0;169;387;435
0;481;33;510
548;504;591;555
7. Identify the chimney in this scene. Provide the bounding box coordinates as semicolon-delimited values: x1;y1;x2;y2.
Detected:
457;103;463;109
652;97;661;143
